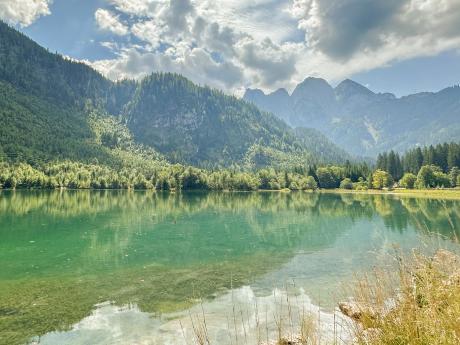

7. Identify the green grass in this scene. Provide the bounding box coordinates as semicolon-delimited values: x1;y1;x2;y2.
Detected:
323;188;460;200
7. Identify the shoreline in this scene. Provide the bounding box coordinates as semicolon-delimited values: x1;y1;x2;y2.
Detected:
1;187;460;199
320;188;460;200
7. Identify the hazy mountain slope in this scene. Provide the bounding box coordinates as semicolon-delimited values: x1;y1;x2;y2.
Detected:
0;21;350;168
124;73;321;168
244;88;292;125
244;78;460;156
293;127;352;164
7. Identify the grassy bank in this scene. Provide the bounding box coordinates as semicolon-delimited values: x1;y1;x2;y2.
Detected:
348;249;460;345
186;248;460;345
322;188;460;200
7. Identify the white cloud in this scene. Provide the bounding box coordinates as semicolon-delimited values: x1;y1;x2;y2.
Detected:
95;8;129;36
90;46;243;91
236;37;298;86
87;0;460;93
108;0;160;17
131;20;164;48
0;0;52;27
291;0;460;67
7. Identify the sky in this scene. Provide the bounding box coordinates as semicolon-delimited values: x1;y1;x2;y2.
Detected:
1;0;460;96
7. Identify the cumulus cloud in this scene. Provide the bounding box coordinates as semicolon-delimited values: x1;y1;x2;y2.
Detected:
0;0;52;27
87;0;460;93
108;0;159;17
237;38;297;86
162;0;194;34
95;9;129;36
89;0;299;93
291;0;460;60
91;47;243;90
192;17;241;58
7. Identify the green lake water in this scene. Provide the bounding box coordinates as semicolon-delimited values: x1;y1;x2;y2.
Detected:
0;191;459;345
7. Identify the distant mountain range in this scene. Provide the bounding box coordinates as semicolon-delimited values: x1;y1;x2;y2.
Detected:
0;21;349;169
244;77;460;156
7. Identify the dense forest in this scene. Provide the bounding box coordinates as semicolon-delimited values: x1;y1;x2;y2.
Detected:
377;142;460;177
375;142;460;189
2;142;459;191
0;157;369;191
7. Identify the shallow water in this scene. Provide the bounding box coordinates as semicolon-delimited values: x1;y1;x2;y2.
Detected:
0;191;459;345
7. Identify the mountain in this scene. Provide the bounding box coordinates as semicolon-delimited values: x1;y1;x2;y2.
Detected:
244;78;460;156
293;127;352;164
0;21;349;169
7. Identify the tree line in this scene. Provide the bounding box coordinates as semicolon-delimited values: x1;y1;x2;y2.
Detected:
0;160;370;191
376;142;460;179
1;142;459;191
373;142;460;189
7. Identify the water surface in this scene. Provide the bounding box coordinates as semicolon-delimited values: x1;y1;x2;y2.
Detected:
0;191;459;345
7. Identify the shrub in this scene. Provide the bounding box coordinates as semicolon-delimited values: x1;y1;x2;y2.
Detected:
316;166;343;189
416;165;441;188
372;170;393;190
303;176;318;190
340;178;353;189
399;172;417;189
416;165;452;188
353;177;368;190
433;171;451;188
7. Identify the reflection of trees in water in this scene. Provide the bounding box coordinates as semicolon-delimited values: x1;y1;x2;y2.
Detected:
0;191;458;278
1;190;458;236
400;198;459;237
0;192;352;279
1;191;459;345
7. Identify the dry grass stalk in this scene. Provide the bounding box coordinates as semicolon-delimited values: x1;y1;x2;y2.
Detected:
348;249;460;345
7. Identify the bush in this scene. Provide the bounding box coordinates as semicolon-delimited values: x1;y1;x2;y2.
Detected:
416;165;440;188
434;172;451;188
353;177;368;190
340;178;353;190
372;170;393;190
303;176;318;190
399;172;417;189
316;166;344;189
416;165;451;188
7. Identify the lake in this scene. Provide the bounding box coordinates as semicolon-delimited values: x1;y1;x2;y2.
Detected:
0;191;459;345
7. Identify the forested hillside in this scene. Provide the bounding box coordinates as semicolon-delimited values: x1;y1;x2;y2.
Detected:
0;21;349;170
376;142;460;180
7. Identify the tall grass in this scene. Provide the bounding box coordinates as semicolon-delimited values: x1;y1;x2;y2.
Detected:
186;286;350;345
349;249;460;345
189;249;460;345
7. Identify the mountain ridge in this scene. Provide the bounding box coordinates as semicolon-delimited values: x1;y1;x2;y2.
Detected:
244;79;460;156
